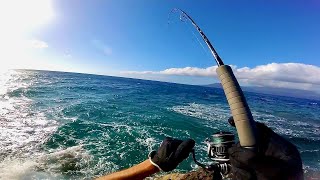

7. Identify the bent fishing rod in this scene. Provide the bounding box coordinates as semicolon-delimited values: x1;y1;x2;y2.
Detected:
173;8;257;148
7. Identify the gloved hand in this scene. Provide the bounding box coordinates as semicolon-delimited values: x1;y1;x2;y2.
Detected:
148;137;195;172
228;117;303;180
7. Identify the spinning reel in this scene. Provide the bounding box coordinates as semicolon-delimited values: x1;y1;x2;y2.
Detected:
192;132;235;176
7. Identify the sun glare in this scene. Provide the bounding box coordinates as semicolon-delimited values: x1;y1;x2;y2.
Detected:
0;0;54;71
0;0;54;35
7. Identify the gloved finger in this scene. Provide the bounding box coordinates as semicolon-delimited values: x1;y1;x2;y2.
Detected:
161;137;182;148
160;137;183;152
228;143;241;155
229;144;257;168
174;139;195;162
228;116;269;132
228;116;272;142
162;137;174;144
159;137;173;151
228;116;235;127
169;138;184;152
256;122;273;138
229;154;242;168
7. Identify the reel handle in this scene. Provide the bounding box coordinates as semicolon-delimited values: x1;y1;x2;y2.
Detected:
216;65;257;147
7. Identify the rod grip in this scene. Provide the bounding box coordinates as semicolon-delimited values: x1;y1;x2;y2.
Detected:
216;65;257;147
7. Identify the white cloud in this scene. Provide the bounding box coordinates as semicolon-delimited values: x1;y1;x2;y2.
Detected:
28;39;48;49
122;66;219;76
92;39;112;56
235;63;320;85
121;63;320;91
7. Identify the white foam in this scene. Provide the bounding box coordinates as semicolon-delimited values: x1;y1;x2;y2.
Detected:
253;111;320;140
0;145;94;180
40;145;92;174
0;71;61;159
0;106;59;158
301;149;320;153
171;103;320;140
136;137;156;152
0;70;68;179
0;158;38;180
171;103;230;121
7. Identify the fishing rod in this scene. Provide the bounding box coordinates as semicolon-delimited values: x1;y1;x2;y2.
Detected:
171;9;258;175
173;8;257;176
173;8;257;148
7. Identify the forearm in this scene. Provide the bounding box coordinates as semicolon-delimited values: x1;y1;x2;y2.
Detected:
96;159;159;180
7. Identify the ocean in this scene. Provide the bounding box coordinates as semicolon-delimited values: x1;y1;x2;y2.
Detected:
0;70;319;179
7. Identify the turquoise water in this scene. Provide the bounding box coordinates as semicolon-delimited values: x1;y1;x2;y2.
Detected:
0;70;319;179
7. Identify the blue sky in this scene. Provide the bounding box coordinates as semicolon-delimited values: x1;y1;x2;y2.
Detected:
1;0;320;91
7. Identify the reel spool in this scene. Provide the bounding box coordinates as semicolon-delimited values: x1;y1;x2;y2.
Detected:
206;132;235;163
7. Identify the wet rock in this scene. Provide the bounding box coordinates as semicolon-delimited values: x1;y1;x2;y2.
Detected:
153;168;230;180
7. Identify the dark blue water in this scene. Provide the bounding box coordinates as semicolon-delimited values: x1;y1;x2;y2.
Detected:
0;70;319;179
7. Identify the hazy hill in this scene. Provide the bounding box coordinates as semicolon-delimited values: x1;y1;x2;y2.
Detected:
203;83;320;100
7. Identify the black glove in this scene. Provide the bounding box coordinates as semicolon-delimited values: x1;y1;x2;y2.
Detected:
228;117;303;180
148;137;195;172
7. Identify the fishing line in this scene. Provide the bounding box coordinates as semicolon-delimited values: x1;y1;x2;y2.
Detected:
168;9;213;61
183;19;212;60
